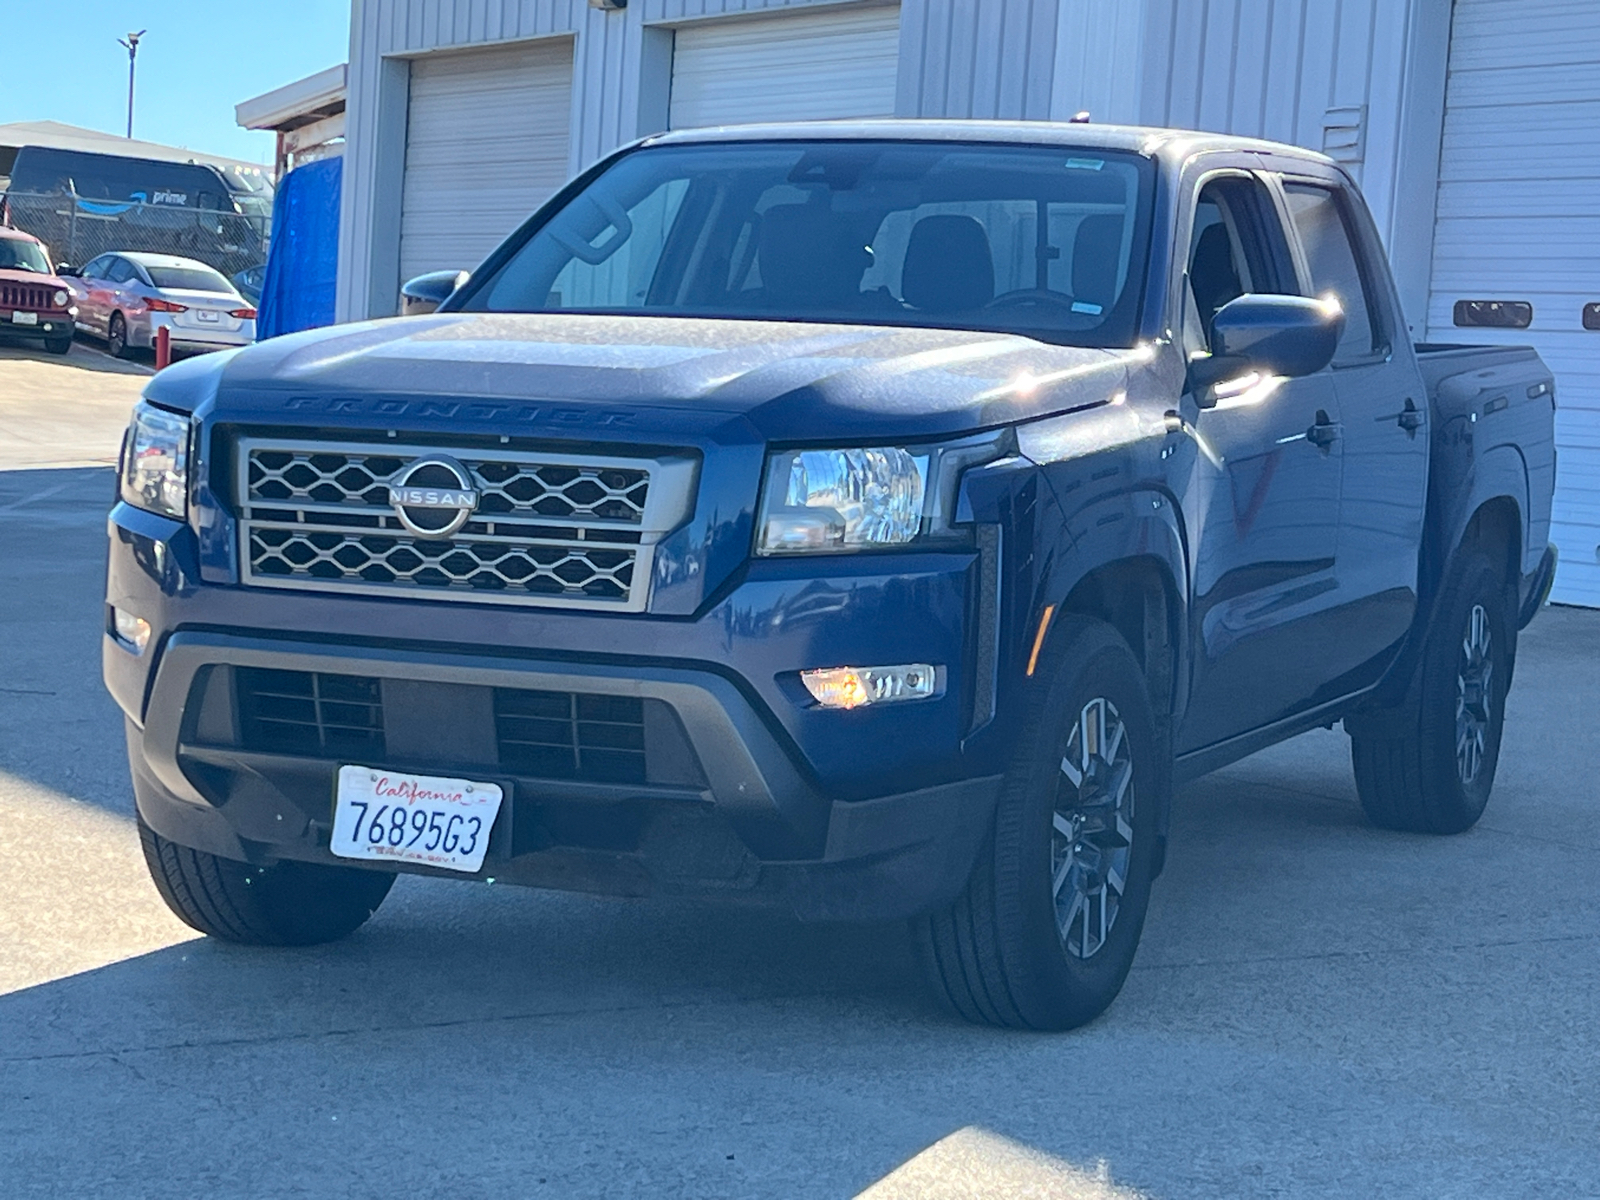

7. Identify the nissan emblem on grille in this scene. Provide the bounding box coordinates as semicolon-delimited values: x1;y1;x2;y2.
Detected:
235;437;697;614
386;457;480;539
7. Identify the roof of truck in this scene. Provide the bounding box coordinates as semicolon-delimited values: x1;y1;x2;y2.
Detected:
644;118;1337;165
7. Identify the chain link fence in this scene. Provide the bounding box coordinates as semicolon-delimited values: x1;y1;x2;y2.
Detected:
3;190;270;279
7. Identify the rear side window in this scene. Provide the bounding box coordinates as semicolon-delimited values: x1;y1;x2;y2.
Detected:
1281;183;1383;361
145;265;232;292
107;258;136;284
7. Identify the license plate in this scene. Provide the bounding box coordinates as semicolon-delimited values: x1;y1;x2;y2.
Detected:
11;311;38;326
197;309;220;322
332;766;503;873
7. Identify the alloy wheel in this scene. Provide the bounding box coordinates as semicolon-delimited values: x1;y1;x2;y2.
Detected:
108;316;126;357
1456;603;1494;786
1051;696;1135;960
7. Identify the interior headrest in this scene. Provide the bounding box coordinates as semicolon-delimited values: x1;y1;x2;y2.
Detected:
902;215;995;312
758;205;870;305
1072;215;1125;311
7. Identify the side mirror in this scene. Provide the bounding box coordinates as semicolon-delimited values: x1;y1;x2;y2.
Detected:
400;269;469;317
1188;294;1344;405
56;263;79;277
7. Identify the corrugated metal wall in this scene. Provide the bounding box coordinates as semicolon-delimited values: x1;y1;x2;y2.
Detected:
338;0;1450;324
1131;0;1452;330
339;0;1086;321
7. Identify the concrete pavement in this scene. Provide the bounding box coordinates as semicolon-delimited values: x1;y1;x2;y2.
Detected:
2;352;1598;1198
0;341;150;470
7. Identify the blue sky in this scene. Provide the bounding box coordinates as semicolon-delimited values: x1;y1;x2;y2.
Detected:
1;1;351;165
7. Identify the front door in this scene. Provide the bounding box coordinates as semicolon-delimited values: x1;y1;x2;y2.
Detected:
1177;172;1346;753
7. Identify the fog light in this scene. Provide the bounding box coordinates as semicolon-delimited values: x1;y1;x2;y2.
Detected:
801;664;937;709
112;608;151;654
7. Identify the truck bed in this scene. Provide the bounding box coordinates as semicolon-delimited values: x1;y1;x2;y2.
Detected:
1415;342;1557;588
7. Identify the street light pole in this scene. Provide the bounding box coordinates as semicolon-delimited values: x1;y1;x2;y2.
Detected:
118;30;147;139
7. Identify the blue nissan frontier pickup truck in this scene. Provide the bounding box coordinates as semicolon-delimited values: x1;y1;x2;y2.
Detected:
106;121;1558;1029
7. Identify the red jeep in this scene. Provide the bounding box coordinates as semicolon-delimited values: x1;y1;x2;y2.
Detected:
0;226;75;355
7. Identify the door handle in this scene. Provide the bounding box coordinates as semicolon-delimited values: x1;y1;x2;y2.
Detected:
1378;397;1425;436
1306;409;1341;449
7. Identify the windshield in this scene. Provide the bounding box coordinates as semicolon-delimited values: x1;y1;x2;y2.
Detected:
463;140;1157;347
0;238;52;274
146;264;233;292
221;164;274;196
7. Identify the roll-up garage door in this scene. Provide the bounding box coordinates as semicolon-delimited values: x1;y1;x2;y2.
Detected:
1426;0;1600;606
668;5;901;130
400;39;573;284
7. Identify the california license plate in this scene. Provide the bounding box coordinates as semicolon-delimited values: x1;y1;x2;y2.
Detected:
332;766;503;873
11;311;38;326
197;309;220;322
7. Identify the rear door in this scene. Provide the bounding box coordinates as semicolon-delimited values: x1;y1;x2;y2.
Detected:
1275;171;1430;690
1176;169;1346;753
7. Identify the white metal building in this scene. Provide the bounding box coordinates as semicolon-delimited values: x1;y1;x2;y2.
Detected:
337;0;1599;606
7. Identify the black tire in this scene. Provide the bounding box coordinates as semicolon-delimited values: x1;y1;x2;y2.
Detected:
44;335;72;355
107;312;131;359
913;617;1165;1030
1349;550;1511;834
138;815;395;945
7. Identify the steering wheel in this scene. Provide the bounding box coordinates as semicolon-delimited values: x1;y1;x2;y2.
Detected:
984;288;1082;312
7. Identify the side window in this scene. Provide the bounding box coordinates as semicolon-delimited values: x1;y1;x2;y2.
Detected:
82;256;107;279
1281;183;1382;361
1184;176;1295;353
107;258;135;284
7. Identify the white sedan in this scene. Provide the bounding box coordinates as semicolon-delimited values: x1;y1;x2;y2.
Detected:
72;252;257;358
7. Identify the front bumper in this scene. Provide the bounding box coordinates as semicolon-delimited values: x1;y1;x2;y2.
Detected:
0;310;71;339
107;503;1009;921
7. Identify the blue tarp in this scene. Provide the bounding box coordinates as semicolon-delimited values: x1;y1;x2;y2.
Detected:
257;155;341;340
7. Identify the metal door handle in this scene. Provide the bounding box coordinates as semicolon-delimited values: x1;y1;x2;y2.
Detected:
1306;410;1341;449
1377;397;1424;435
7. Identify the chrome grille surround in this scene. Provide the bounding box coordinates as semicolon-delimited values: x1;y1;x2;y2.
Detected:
236;437;697;612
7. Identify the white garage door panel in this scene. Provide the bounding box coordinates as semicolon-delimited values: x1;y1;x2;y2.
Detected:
1427;0;1600;606
669;6;900;129
401;39;573;283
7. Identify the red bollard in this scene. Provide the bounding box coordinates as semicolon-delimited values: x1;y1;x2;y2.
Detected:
155;324;171;370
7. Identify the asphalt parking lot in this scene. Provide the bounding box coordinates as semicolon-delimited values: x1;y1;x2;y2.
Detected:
2;348;1598;1198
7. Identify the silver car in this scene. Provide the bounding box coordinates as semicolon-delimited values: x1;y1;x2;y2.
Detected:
72;252;257;358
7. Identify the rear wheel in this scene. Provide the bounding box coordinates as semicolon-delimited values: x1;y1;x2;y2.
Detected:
1348;550;1511;834
107;312;131;359
138;816;395;945
913;617;1164;1030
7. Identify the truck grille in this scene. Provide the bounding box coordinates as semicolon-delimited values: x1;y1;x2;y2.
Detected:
236;668;385;757
236;438;695;612
233;667;648;784
0;283;57;311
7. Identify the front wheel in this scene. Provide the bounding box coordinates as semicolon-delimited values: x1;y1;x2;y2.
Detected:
913;617;1164;1030
1348;549;1511;834
44;334;72;355
138;816;395;945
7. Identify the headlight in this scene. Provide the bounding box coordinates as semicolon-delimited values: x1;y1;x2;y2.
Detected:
53;289;69;307
755;433;1013;556
120;402;191;519
757;448;929;555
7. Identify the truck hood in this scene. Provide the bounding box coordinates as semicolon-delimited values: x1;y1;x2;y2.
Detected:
189;311;1147;442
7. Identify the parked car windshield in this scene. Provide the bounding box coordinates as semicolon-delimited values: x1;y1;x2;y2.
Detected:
0;238;52;274
463;140;1157;348
145;264;233;292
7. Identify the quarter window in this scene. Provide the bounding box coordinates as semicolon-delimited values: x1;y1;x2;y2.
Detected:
1281;183;1382;361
